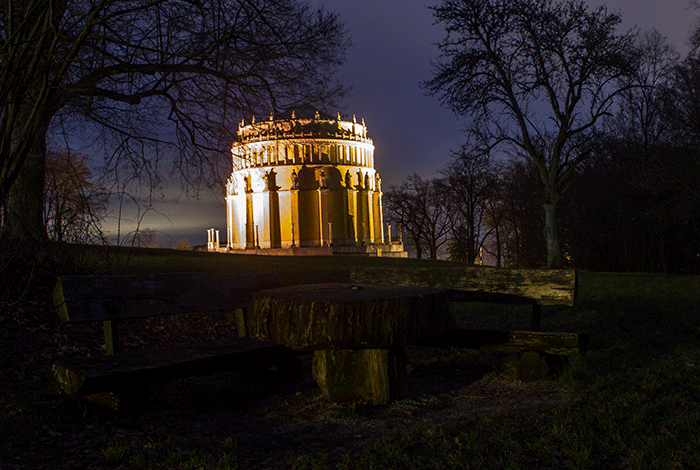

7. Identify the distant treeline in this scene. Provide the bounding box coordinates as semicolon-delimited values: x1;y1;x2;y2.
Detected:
386;140;700;274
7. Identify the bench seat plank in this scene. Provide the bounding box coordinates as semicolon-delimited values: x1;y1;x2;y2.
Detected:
52;336;299;396
351;267;576;306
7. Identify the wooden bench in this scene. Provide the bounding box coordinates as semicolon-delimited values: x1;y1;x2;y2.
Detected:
351;266;587;380
52;272;301;410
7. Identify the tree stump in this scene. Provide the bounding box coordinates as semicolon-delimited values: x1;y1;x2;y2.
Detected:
312;348;407;404
248;283;453;404
517;351;550;382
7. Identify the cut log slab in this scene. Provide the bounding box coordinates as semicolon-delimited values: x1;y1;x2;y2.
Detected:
247;283;454;350
248;283;453;404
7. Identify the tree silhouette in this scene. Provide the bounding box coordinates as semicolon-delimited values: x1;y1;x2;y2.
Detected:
1;0;348;245
384;174;450;259
425;0;637;267
44;147;107;243
439;146;496;263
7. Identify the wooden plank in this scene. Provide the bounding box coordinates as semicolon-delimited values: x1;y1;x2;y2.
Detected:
52;336;300;396
415;329;588;356
351;266;577;306
54;272;281;323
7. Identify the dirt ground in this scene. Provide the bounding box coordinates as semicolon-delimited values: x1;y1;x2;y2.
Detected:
0;271;568;469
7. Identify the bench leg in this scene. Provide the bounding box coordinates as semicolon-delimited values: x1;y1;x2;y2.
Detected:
103;320;120;355
234;308;247;337
531;304;541;332
311;348;407;405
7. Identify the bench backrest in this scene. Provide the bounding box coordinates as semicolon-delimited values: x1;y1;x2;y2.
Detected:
351;266;576;306
54;272;282;323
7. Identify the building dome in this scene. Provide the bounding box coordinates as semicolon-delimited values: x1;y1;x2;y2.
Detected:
224;110;403;256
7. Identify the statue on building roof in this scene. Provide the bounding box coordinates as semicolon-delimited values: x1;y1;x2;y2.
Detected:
244;173;252;193
264;169;277;191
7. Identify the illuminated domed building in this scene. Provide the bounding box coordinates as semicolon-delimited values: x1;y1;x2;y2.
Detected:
224;108;405;257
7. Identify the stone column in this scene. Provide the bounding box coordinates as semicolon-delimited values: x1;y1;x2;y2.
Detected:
365;189;375;243
290;189;299;247
347;188;358;243
245;193;255;249
318;188;329;246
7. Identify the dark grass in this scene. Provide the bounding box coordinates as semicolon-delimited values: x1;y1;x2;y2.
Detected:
2;246;700;469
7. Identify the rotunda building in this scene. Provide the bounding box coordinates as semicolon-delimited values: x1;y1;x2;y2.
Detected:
225;109;404;256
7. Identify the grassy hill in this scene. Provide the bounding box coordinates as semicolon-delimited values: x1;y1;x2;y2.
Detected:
1;244;699;469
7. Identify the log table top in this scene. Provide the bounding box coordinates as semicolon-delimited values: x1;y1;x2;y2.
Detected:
247;283;454;405
247;283;454;351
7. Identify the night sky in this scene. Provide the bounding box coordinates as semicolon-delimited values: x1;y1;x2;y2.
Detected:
101;0;698;247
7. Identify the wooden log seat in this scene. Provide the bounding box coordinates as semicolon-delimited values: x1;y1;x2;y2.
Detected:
351;266;585;382
351;265;577;331
52;272;301;410
247;283;454;405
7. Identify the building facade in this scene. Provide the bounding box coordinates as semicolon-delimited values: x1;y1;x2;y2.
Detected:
225;109;404;256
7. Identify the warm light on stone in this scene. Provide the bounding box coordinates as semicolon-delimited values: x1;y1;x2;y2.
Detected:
224;109;406;257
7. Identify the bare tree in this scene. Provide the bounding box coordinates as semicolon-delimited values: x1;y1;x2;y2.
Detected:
44;147;107;243
384;174;450;259
492;158;548;268
424;0;637;267
559;32;700;273
384;176;425;259
439;146;495;263
131;227;157;248
175;238;192;250
1;0;348;245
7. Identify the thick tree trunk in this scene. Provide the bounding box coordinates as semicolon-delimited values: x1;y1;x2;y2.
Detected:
2;123;50;245
412;235;423;259
495;228;502;267
543;200;562;269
